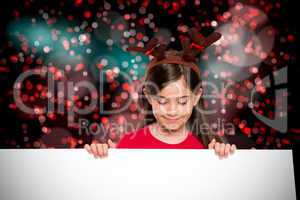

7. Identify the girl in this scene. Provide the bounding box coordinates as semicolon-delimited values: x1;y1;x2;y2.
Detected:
84;28;237;159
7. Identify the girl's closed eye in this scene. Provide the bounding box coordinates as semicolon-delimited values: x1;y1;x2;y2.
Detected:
155;96;168;105
154;96;190;105
177;96;189;105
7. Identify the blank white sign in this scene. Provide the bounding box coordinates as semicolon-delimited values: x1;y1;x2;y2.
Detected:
0;149;296;200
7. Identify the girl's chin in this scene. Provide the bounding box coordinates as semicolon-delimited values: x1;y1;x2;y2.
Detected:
162;123;183;131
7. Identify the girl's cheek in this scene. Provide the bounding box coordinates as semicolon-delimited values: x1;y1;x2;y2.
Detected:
151;102;193;116
151;104;165;115
152;104;172;115
178;103;194;114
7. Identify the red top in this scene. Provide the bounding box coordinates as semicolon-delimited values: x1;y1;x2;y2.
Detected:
116;125;205;149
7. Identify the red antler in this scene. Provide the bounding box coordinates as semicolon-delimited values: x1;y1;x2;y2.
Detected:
126;38;167;60
181;27;222;62
127;27;222;63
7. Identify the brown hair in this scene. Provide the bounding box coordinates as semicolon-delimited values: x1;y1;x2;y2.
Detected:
138;60;227;147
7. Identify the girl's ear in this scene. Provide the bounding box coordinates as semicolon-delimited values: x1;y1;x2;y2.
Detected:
193;87;203;106
143;88;153;106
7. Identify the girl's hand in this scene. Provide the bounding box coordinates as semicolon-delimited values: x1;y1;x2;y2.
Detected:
84;139;117;159
208;139;237;159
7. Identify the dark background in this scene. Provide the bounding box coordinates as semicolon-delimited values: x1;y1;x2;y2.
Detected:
0;0;298;197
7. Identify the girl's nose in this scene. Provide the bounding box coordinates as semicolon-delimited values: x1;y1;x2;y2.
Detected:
165;101;178;115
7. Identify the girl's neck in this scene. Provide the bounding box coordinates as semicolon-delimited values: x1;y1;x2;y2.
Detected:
149;122;189;144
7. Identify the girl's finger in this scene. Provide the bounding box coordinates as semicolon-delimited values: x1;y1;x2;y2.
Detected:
103;143;109;157
224;143;231;158
108;139;116;148
208;139;216;149
84;144;92;154
219;143;226;158
90;144;99;159
214;142;220;155
230;144;237;154
96;144;104;158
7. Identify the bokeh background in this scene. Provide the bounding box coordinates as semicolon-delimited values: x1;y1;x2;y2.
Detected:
0;0;298;151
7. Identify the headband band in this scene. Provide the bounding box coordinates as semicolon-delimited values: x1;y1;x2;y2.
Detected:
146;50;201;78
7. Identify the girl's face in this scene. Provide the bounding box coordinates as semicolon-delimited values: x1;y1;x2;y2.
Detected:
145;75;202;131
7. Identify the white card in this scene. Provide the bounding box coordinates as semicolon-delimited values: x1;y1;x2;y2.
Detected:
0;149;296;200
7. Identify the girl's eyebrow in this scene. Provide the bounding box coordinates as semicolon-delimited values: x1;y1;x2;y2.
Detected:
157;95;190;99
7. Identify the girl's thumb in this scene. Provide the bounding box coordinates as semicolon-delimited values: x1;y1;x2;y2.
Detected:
208;138;216;149
108;139;116;148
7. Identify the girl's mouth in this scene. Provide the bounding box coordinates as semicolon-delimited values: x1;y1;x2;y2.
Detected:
164;117;182;122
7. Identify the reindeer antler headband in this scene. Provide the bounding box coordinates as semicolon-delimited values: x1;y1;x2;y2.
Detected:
126;27;222;78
